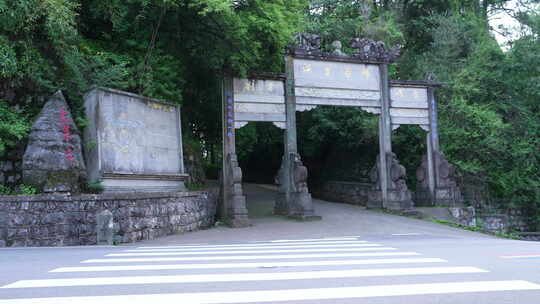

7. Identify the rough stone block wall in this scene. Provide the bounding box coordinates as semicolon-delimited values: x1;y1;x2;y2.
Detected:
317;181;371;206
0;143;25;189
517;232;540;241
477;214;508;233
448;206;476;227
476;208;531;233
0;190;217;247
506;208;530;232
0;160;23;188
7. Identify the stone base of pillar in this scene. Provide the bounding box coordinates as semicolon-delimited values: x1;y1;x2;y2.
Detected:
415;152;464;207
415;187;463;207
274;192;288;216
367;189;414;210
226;193;250;227
386;189;414;210
226;216;251;228
273;153;322;220
221;153;250;228
414;188;433;207
367;153;414;211
275;184;322;221
288;192;322;221
290;214;323;221
366;190;383;209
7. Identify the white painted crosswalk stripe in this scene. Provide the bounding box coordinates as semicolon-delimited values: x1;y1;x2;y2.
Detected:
268;237;359;243
50;257;447;273
2;267;488;288
4;237;539;304
1;281;539;304
139;240;368;249
106;247;396;257
127;243;381;252
500;254;540;259
83;251;421;263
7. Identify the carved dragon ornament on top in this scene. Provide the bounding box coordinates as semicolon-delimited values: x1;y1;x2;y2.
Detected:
290;33;401;63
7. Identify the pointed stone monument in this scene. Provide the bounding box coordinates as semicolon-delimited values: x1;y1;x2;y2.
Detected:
22;91;86;193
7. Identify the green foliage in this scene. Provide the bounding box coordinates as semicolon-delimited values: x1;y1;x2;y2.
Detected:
0;36;17;77
185;182;205;191
236;122;283;183
0;184;11;195
400;10;539;209
86;181;104;194
183;134;207;186
0;184;37;195
306;0;404;51
0;101;29;154
394;6;540;226
18;184;37;195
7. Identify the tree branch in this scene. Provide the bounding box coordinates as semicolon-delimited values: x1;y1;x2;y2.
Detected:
138;4;168;93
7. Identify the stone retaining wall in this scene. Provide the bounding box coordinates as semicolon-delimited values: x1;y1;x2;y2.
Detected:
517;232;540;241
0;189;217;247
506;208;530;232
448;206;476;227
317;181;371;206
477;208;531;233
476;214;508;233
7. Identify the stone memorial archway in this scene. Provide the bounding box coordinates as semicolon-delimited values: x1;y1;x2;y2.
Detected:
220;34;462;227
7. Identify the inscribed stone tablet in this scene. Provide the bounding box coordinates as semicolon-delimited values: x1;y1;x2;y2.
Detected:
294;59;380;90
390;86;428;109
293;58;381;108
233;78;286;125
84;87;186;192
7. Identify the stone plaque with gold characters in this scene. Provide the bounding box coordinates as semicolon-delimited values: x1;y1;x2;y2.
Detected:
233;77;286;129
83;87;187;192
293;58;381;111
389;85;429;130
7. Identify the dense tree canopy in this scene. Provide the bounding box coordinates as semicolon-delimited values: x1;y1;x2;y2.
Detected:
1;0;539;225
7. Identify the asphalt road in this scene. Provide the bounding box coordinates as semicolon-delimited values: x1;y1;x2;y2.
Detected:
1;184;540;303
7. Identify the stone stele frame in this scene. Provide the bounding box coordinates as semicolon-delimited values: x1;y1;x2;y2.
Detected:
220;34;462;227
84;87;188;192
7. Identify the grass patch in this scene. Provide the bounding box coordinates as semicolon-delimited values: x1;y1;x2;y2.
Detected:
186;182;206;191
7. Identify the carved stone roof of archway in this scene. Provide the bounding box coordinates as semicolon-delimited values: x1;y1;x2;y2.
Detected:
289;33;401;64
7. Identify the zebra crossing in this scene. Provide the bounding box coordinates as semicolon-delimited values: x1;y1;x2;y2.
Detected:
1;236;540;303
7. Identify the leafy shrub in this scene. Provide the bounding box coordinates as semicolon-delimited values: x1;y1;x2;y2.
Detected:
0;101;30;155
18;184;37;195
0;184;37;195
86;181;104;194
0;184;12;195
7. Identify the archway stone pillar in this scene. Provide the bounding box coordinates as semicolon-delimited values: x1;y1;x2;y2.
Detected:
274;56;321;221
220;76;250;227
367;65;413;210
